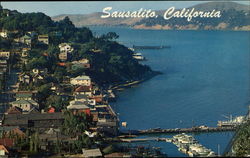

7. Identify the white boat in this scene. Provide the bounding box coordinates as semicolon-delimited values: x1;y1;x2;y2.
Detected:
217;115;246;127
133;53;146;60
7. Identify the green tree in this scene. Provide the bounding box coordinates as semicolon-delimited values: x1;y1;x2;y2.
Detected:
45;95;65;111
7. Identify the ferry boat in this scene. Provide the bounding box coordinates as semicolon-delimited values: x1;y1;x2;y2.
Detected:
132;53;146;61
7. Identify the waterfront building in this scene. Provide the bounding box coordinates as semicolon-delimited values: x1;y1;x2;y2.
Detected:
67;100;91;115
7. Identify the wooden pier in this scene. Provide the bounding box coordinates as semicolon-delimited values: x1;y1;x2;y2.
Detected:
120;126;236;135
120;137;172;143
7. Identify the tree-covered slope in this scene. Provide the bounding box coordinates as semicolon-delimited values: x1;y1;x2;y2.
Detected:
0;5;155;85
226;120;250;157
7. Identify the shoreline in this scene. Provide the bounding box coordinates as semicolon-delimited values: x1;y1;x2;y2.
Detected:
110;70;162;91
88;25;250;31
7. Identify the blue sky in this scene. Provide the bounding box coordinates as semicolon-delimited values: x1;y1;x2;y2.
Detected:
1;1;249;17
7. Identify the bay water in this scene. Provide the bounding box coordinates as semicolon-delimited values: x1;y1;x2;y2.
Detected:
90;26;250;156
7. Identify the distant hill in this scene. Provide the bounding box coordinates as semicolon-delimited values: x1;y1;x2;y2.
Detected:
189;1;249;12
52;2;250;30
52;12;142;27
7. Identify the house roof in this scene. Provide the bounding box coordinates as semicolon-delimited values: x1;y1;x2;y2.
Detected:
75;86;91;92
38;34;48;38
11;100;31;105
0;138;14;148
70;100;88;105
6;106;22;114
0;145;9;153
5;128;26;138
3;112;64;126
67;104;89;110
97;121;117;127
0;126;19;132
73;75;90;80
11;99;38;106
75;94;88;100
0;60;7;64
22;34;31;39
16;92;32;98
82;148;102;157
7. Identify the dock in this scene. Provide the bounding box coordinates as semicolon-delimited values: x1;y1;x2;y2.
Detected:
120;126;236;135
133;45;171;50
120;137;172;143
105;137;172;143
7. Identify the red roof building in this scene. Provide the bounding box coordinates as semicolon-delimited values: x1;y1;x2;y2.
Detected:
0;138;14;148
48;106;56;113
75;85;92;92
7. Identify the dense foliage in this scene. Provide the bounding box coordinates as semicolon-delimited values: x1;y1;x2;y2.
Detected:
0;5;154;86
230;121;250;157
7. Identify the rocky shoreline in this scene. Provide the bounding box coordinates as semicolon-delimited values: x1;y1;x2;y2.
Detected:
110;70;162;91
133;24;250;31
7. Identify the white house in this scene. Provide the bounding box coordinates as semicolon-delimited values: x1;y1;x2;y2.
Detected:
38;34;49;45
0;30;8;38
70;75;91;86
59;43;74;53
11;99;39;112
0;51;10;59
0;145;9;156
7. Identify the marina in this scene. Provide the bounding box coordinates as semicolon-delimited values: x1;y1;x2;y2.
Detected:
172;133;216;157
90;26;250;157
111;133;217;157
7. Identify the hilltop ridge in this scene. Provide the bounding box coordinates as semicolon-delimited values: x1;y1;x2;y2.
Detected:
52;2;250;30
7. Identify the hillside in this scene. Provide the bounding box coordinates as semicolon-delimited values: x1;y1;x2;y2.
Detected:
0;5;155;85
52;12;142;27
52;2;250;30
225;120;250;157
189;2;249;12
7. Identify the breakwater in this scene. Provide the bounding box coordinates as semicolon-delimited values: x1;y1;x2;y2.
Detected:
120;126;236;135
